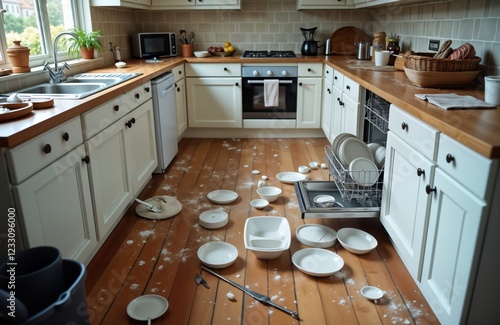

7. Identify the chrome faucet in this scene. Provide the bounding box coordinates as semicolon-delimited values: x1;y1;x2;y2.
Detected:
44;32;77;83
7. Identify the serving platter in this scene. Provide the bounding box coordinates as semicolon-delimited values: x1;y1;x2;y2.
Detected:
330;26;370;55
0;102;33;122
207;190;238;204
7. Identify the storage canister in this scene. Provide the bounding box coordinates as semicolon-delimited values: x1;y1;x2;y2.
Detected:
6;41;31;73
372;32;386;61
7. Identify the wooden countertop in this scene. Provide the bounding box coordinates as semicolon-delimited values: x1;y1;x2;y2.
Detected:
1;54;499;158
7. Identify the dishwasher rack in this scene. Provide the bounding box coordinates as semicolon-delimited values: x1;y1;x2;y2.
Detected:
364;92;390;136
324;145;383;206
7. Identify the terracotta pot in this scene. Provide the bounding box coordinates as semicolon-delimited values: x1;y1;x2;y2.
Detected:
6;41;31;73
80;47;95;59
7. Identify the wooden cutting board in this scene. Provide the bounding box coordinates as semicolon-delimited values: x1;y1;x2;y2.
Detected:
330;26;370;55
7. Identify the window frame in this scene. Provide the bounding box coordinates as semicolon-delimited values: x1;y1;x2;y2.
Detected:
0;0;91;70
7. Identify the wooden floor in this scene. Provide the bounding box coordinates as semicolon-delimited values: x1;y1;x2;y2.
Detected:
85;137;439;325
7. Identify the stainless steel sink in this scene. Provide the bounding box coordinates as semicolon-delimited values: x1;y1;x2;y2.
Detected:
7;72;142;99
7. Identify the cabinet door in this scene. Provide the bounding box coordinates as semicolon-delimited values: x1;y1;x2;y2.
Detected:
126;99;158;193
175;77;188;136
186;77;242;128
13;145;97;264
86;119;133;240
341;94;362;137
380;131;434;280
420;168;487;325
297;77;322;128
331;85;343;140
321;79;334;142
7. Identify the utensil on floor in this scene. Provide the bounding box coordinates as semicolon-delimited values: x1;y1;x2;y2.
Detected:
194;273;210;289
201;266;299;319
135;198;162;213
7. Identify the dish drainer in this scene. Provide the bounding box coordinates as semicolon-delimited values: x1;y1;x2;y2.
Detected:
363;92;390;141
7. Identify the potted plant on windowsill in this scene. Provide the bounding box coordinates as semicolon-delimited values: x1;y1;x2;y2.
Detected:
64;27;103;59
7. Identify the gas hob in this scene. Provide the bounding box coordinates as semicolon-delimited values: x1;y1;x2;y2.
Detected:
241;50;297;58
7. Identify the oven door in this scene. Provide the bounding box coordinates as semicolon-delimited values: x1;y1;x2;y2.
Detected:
242;77;297;119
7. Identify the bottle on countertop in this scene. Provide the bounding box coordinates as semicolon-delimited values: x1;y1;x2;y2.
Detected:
114;46;121;62
387;36;400;65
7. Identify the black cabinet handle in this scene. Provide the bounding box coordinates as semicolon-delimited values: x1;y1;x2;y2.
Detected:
334;76;338;80
82;156;90;164
446;154;455;163
43;144;52;154
224;67;228;71
178;71;182;75
339;101;344;106
326;70;330;74
417;168;425;177
425;185;436;194
177;87;181;92
346;85;350;90
401;122;408;130
126;120;132;128
135;93;140;99
113;105;119;112
299;82;303;86
131;118;136;124
144;87;150;93
308;68;312;72
235;82;239;86
327;88;331;94
62;132;69;142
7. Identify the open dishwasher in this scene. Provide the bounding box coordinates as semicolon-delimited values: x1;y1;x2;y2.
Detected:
295;91;391;218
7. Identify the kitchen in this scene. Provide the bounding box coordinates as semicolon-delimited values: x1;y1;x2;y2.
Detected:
0;0;499;324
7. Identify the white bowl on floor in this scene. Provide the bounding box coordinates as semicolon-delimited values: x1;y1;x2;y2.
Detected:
197;242;238;268
256;186;282;203
244;216;291;259
337;228;378;254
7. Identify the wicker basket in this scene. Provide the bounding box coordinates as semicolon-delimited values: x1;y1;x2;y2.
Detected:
404;52;481;72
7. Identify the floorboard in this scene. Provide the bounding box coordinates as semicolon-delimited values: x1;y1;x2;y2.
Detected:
85;137;439;325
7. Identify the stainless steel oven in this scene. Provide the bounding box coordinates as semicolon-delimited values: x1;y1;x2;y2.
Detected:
242;66;298;119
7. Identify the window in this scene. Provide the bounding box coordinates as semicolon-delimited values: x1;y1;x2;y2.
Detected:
0;0;88;68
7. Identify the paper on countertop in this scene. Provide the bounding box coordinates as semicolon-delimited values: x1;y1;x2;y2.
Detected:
415;93;497;110
264;79;279;107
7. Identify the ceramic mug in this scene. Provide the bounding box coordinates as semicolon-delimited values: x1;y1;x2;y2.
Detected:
485;76;500;106
374;50;391;66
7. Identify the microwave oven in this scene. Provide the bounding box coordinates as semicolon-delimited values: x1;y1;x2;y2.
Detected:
131;32;177;59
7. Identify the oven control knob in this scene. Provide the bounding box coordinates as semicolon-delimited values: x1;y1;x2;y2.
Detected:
253;70;259;76
267;70;273;76
282;70;288;76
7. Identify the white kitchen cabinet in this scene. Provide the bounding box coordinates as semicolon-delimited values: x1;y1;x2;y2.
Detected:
151;0;240;10
321;65;334;143
186;63;242;128
380;131;435;280
297;63;322;129
418;133;497;325
330;70;365;139
381;104;439;280
91;0;151;9
83;82;156;240
297;0;353;9
173;64;187;137
12;144;97;264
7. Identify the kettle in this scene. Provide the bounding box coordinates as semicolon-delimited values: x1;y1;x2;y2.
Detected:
355;41;371;60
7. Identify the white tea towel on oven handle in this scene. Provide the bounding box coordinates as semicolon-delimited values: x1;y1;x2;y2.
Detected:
415;93;497;110
264;79;279;107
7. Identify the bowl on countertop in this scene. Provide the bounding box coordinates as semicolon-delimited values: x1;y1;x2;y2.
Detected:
115;61;127;68
194;51;210;58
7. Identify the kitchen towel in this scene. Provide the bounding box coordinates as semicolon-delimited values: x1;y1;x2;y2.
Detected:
415;93;497;110
264;79;279;107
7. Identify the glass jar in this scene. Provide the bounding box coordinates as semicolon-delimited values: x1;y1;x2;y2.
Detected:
387;38;400;65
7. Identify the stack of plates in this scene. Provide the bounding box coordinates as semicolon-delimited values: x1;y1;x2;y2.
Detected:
331;133;381;187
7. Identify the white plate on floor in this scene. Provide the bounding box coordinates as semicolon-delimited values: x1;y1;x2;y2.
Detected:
276;172;307;184
338;137;373;167
127;294;169;321
292;248;344;277
197;242;238;268
207;190;238;204
199;210;229;229
349;157;379;187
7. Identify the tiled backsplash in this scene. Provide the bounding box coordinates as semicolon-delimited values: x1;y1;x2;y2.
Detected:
92;0;499;74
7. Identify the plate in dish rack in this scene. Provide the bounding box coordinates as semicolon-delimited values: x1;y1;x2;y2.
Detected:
207;190;238;204
276;172;307;184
